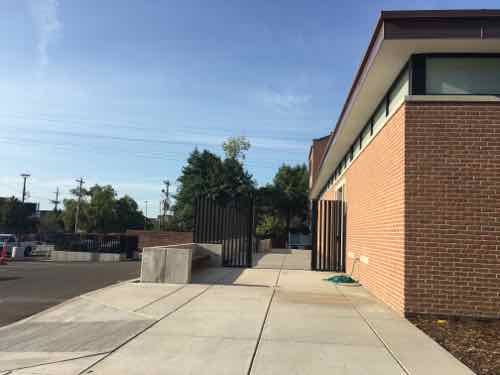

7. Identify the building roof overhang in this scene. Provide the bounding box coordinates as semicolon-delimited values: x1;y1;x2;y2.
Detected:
308;134;331;161
310;9;500;199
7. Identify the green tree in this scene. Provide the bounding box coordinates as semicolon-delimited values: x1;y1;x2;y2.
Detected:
172;146;255;230
61;185;144;233
87;185;117;233
220;157;255;201
0;197;35;234
115;196;144;232
61;199;77;232
222;136;251;161
173;149;224;230
256;213;286;238
61;198;90;232
271;164;309;235
39;211;64;233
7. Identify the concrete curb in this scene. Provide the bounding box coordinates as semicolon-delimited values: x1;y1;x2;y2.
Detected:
0;277;139;332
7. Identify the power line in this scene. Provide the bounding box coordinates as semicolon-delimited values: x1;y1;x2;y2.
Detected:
0;134;306;164
0;124;308;153
2;114;315;143
0;110;327;141
0;137;305;170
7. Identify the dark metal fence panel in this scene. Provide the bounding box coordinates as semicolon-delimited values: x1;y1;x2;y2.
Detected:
221;197;254;268
53;233;138;257
193;196;224;244
311;200;318;270
193;194;256;267
311;200;346;272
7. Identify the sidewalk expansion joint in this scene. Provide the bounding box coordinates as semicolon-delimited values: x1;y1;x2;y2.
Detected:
246;284;277;375
3;352;111;374
336;286;411;375
78;284;213;375
133;284;186;312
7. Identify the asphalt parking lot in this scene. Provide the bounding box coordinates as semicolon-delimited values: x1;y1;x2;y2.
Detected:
0;260;140;327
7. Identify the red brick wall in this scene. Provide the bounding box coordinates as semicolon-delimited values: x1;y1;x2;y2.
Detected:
309;135;330;190
126;230;192;250
405;101;500;318
343;105;406;314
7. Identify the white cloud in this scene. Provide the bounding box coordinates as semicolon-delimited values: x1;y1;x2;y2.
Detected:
255;88;311;111
29;0;62;69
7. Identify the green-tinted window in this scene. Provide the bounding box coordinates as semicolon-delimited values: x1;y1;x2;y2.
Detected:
426;57;500;95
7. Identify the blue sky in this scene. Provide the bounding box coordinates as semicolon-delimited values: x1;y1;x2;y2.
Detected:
1;0;498;216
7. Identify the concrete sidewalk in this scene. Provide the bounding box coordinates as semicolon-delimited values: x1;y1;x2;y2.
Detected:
0;267;474;375
253;249;311;270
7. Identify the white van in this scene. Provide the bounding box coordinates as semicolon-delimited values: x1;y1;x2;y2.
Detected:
0;234;37;257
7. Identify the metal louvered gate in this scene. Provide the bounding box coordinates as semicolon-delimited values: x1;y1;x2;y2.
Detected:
311;200;346;272
193;195;255;267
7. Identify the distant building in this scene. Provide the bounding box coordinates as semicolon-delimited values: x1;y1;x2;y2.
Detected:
0;197;38;218
0;197;39;233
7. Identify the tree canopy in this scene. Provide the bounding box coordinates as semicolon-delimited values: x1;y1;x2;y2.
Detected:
272;163;309;232
222;136;251;161
171;135;308;236
256;164;309;240
0;197;36;234
171;144;255;230
61;184;144;233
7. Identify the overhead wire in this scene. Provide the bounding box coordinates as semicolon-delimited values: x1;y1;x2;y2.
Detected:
0;111;318;144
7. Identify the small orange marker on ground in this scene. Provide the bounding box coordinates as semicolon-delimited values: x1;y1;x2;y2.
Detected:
0;242;8;265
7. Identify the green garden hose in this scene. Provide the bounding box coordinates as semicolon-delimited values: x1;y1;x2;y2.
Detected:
324;257;359;284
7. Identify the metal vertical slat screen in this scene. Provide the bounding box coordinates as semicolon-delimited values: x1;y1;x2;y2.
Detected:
311;200;318;270
341;200;347;272
311;199;346;272
222;204;229;265
335;200;341;271
192;194;256;268
320;201;324;270
327;201;333;270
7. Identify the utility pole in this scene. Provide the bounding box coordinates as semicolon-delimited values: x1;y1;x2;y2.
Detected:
20;174;30;203
161;180;170;230
158;201;162;231
144;200;149;229
74;178;85;233
50;187;60;211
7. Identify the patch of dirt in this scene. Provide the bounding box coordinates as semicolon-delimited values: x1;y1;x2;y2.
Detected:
408;315;500;375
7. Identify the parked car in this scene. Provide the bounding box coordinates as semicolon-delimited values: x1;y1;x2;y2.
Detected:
0;234;38;257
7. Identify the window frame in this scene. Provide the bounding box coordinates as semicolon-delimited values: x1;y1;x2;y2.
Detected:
410;53;500;96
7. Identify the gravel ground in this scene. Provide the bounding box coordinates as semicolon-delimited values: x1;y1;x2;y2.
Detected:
0;260;140;327
409;315;500;375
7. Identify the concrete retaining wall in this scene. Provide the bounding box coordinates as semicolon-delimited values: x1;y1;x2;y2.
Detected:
33;244;55;257
141;244;192;283
140;243;222;284
194;243;222;267
51;250;123;262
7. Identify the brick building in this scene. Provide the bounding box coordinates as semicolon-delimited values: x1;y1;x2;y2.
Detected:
308;10;500;318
